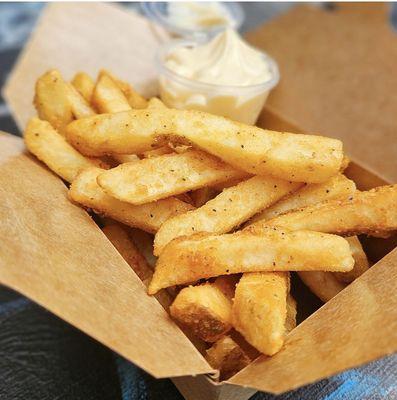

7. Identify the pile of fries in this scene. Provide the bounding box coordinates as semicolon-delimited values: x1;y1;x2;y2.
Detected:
24;69;397;380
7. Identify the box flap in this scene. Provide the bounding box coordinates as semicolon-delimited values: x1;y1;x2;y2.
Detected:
246;4;397;183
2;2;169;131
0;133;212;379
228;247;397;393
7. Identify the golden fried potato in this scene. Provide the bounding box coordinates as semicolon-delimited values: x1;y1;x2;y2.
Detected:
100;69;148;109
154;176;301;255
334;236;370;283
252;185;397;237
34;70;73;133
298;271;346;302
69;167;194;233
102;223;173;309
249;174;356;224
205;336;251;380
71;72;95;103
170;282;233;342
232;272;289;355
92;73;131;113
65;108;344;183
148;228;354;294
24;118;105;183
147;97;167;109
286;294;297;333
65;83;96;118
97;149;248;205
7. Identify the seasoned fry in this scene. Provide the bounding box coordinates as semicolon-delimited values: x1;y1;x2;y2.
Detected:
286;294;297;333
34;70;73;133
65;108;344;183
65;83;96;118
92;73;132;113
170;282;233;342
232;272;289;356
100;70;148;109
205;336;251;380
24;118;105;183
102;224;173;309
97;149;248;205
154;176;301;255
71;72;95;102
69;167;194;233
148;228;354;294
249;174;356;224
334;236;370;283
298;271;346;302
251;185;397;237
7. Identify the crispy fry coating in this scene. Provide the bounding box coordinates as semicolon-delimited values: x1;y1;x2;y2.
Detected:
97;149;248;205
92;73;131;113
148;228;354;294
249;174;356;224
298;271;346;302
64;108;344;183
69;167;194;233
205;336;251;380
251;185;397;237
232;272;289;356
170;283;233;342
24;118;105;183
71;72;95;103
154;176;301;255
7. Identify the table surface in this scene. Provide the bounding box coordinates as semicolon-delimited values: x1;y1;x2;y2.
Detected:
0;3;396;400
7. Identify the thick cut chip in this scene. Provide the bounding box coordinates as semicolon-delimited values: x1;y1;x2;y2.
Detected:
249;174;356;224
154;176;301;255
232;272;289;356
298;271;346;303
65;83;96;118
92;73;132;113
65;109;343;183
334;236;370;283
148;228;354;294
97;149;247;205
24;118;105;183
69;167;194;233
205;336;251;381
34;70;73;133
170;282;233;342
102;224;173;309
71;72;95;102
251;185;397;237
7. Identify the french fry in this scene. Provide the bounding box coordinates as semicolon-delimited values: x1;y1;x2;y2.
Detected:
251;185;397;237
24;118;106;183
298;271;346;302
34;70;73;133
286;294;297;333
97;149;248;205
148;228;354;294
232;272;289;356
69;167;194;233
170;281;233;342
249;174;356;225
65;108;344;183
102;224;173;309
205;336;251;380
154;176;301;255
147;97;167;109
100;69;148;109
71;72;95;103
92;73;132;113
334;236;370;283
65;83;96;118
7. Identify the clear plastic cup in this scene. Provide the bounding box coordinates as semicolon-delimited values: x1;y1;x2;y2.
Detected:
141;2;244;40
156;39;280;125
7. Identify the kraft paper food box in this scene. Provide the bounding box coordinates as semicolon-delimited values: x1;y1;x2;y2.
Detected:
1;3;396;400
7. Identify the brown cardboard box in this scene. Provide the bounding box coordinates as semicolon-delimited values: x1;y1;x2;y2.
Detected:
1;3;396;400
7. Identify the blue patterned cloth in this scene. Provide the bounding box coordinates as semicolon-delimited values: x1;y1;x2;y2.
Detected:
0;3;396;399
